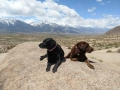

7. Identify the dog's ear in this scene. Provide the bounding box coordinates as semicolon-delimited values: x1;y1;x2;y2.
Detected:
45;38;52;42
49;39;56;46
77;42;89;51
80;44;85;51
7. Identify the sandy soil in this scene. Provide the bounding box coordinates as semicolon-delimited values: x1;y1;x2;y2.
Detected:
86;47;120;68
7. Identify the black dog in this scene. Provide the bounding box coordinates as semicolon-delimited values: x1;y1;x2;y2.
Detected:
39;38;65;73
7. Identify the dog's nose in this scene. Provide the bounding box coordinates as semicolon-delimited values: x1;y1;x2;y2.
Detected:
39;44;41;47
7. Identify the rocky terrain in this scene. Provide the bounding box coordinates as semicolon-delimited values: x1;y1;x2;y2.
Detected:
0;42;120;90
105;25;120;35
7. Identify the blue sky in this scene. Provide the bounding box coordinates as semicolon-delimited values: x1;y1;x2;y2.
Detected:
56;0;120;19
0;0;120;28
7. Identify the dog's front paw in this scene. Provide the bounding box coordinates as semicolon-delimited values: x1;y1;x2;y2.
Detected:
88;64;95;69
46;67;50;72
52;68;57;73
70;58;78;61
40;56;44;61
62;58;66;62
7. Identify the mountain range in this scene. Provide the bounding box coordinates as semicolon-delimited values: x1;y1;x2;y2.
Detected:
0;18;109;35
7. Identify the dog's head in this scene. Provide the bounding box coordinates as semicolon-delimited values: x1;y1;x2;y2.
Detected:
77;41;94;53
39;38;56;50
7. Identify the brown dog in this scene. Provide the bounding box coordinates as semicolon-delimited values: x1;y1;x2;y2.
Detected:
65;41;94;69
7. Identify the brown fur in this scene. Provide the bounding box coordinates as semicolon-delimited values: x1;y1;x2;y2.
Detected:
65;41;94;69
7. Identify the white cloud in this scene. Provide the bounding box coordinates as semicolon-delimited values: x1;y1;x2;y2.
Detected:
0;0;120;28
87;7;96;13
55;0;59;1
96;0;105;5
91;13;96;16
107;1;111;3
84;15;120;28
101;2;105;5
96;0;102;2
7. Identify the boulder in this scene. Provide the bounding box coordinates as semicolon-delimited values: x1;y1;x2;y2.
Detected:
0;42;120;90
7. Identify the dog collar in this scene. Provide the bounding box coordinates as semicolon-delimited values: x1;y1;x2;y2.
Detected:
48;44;57;52
75;46;80;54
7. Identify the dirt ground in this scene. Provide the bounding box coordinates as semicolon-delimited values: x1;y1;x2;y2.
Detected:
86;47;120;68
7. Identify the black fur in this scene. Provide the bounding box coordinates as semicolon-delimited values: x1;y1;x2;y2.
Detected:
39;38;65;73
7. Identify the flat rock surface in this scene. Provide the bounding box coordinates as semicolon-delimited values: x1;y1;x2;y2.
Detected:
0;53;7;64
0;42;120;90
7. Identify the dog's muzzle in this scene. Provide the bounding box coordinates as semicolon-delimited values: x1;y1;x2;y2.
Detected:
39;43;46;48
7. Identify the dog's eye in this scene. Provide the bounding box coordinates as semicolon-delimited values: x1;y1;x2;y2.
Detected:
44;39;49;42
44;39;48;43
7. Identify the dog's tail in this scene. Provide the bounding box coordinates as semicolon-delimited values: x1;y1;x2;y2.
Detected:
64;56;70;58
64;52;71;58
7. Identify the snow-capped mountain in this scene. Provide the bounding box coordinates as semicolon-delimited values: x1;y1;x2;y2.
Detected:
77;26;109;34
0;18;16;25
0;18;34;33
0;18;109;34
30;22;60;28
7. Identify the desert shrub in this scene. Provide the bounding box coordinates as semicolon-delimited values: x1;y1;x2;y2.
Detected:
98;48;101;50
114;43;119;48
0;49;7;53
91;57;96;59
6;45;16;50
91;57;103;62
115;45;119;48
117;49;120;53
105;46;109;49
98;59;103;62
67;47;71;49
92;44;95;47
97;43;103;47
106;50;112;52
0;50;4;53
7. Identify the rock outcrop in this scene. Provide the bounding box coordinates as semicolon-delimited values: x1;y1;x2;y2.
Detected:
0;42;120;90
105;26;120;35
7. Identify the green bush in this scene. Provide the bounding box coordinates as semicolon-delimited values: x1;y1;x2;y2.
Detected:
98;48;101;50
67;47;71;49
106;50;112;52
105;47;109;49
98;59;103;62
117;49;120;53
115;45;119;48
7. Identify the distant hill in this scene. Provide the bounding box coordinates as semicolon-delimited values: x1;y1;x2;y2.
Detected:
105;25;120;35
0;18;109;34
